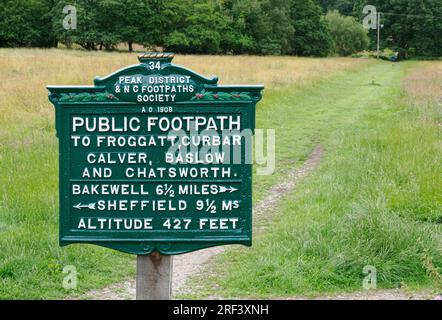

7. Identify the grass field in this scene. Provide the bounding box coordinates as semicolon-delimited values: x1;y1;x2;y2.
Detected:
183;61;442;298
0;49;441;299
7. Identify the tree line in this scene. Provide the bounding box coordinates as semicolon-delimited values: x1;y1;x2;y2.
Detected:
0;0;440;57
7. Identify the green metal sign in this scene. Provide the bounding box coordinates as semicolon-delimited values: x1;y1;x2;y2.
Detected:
47;53;263;255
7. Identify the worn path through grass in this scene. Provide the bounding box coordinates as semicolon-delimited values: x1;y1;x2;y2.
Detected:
182;61;442;299
0;50;367;299
82;61;410;299
178;60;442;299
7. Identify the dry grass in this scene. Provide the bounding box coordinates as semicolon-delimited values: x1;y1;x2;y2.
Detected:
0;49;373;299
402;62;442;124
404;62;442;103
0;48;368;127
1;49;439;299
175;54;367;86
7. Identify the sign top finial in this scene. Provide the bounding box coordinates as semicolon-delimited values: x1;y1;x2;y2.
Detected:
137;52;174;64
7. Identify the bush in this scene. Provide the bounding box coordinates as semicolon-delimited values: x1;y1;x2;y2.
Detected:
260;40;283;55
220;31;255;54
289;0;334;57
325;10;369;56
0;0;56;47
353;0;442;58
164;32;190;53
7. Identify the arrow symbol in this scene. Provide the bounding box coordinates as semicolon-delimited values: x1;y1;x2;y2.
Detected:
73;202;96;210
219;186;238;193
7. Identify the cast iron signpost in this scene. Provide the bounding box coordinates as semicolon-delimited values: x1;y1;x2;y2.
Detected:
47;53;263;299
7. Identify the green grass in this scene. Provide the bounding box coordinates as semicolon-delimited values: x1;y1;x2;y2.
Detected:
1;52;440;299
0;128;136;299
0;52;367;299
181;61;442;298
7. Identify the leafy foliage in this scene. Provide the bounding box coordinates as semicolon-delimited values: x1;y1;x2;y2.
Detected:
289;0;334;56
0;0;56;47
0;0;440;57
316;0;355;16
353;0;442;57
325;10;369;56
190;91;252;101
58;92;118;102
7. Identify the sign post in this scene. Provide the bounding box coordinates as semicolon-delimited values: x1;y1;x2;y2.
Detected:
136;253;172;300
47;53;263;299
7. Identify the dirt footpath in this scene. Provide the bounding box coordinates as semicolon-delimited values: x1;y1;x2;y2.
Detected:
78;144;440;300
79;145;324;300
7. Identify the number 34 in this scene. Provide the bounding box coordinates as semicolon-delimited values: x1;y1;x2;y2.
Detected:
148;61;160;70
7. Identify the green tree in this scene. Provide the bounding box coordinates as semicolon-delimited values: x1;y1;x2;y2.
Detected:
163;1;233;54
142;0;174;48
325;10;369;56
316;0;355;16
183;3;224;53
213;0;255;54
218;0;264;53
0;0;56;47
113;0;154;52
260;0;294;54
51;0;101;50
52;0;153;51
220;0;293;55
96;0;123;50
354;0;442;57
289;0;334;56
151;0;193;49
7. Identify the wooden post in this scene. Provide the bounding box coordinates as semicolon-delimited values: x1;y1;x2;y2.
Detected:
136;252;173;300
